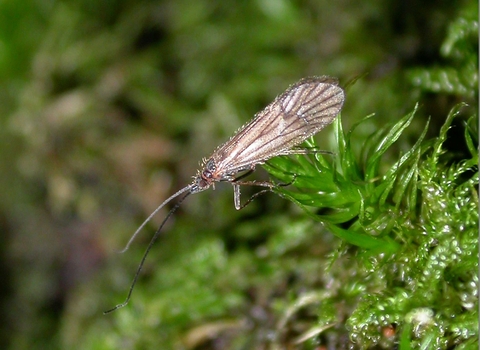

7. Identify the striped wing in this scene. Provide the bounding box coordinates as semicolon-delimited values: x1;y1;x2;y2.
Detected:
210;76;345;175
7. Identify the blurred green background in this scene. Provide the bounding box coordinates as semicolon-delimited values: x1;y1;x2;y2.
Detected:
0;0;477;349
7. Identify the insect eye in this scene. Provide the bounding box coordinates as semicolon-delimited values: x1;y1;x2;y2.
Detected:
202;170;213;179
206;159;216;172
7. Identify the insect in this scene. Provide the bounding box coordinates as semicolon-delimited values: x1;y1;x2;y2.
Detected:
105;76;345;313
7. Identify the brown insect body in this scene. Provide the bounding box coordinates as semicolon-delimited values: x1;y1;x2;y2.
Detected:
106;75;345;313
192;76;344;198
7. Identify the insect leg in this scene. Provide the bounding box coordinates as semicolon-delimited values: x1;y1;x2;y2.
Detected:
232;175;296;210
236;188;270;210
233;182;272;210
277;148;334;156
233;180;273;209
221;164;257;183
233;183;241;210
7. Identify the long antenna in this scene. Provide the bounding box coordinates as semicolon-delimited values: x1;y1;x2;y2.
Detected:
119;185;193;253
104;191;192;314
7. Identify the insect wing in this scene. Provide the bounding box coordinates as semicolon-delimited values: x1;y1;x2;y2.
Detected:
210;76;345;174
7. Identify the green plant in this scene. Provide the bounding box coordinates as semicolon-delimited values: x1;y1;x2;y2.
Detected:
258;5;479;346
264;103;477;348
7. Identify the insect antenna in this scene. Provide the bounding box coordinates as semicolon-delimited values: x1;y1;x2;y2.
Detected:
104;190;192;314
119;185;193;253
